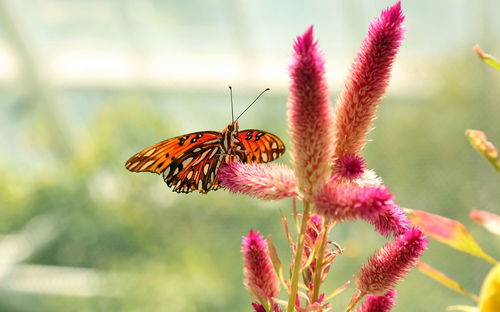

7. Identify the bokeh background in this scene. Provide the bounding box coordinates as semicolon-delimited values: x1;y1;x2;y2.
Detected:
0;0;499;311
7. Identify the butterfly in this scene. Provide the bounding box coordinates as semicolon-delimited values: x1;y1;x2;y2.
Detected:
125;88;286;194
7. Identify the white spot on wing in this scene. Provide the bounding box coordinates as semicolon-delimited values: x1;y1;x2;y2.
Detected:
261;153;268;162
163;166;171;177
186;170;194;179
182;157;193;168
140;160;155;170
271;142;278;149
203;163;210;174
128;161;140;169
143;148;156;157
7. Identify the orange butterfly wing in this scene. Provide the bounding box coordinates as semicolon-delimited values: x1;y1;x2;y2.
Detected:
235;130;286;163
125;131;224;193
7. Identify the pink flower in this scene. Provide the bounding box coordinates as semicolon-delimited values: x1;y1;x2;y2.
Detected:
314;183;394;223
314;182;408;237
334;1;405;158
366;203;408;237
219;162;298;200
252;302;283;312
356;228;428;295
288;26;334;194
333;154;367;182
356;290;397;312
242;230;281;303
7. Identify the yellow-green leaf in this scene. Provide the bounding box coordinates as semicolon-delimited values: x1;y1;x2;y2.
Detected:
267;235;286;288
470;209;500;236
479;263;500;312
417;262;479;302
473;45;500;70
447;305;478;312
407;209;497;264
325;280;351;300
465;129;500;172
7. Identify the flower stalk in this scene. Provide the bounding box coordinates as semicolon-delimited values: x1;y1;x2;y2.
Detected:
287;201;312;312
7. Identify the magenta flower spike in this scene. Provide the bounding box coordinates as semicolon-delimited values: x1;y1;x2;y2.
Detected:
219;162;298;200
356;290;397;312
333;154;367;182
334;1;405;159
242;230;281;304
288;26;334;195
356;228;428;295
366;203;409;237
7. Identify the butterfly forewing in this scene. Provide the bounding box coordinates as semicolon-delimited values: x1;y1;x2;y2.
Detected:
125;131;221;174
236;130;286;163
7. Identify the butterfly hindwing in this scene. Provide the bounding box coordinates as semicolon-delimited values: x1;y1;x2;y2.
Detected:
125;131;222;174
163;144;223;193
236;129;286;164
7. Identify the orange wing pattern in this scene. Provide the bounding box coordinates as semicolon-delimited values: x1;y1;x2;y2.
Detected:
125;131;223;193
236;130;286;163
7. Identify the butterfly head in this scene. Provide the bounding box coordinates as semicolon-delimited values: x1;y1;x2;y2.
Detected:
226;121;239;134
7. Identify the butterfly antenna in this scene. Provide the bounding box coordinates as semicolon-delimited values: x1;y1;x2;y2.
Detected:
229;86;234;123
235;88;270;121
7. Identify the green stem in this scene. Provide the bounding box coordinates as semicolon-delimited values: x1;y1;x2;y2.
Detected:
311;221;330;302
287;201;312;312
344;289;365;312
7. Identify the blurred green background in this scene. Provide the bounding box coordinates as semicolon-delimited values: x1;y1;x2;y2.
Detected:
0;0;499;311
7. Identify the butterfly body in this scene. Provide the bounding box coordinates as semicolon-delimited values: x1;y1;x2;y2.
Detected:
125;121;285;194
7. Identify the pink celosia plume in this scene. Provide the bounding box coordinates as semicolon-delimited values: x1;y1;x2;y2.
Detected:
356;228;428;295
288;25;334;194
333;154;367;182
334;1;405;159
242;230;281;303
356;289;397;312
366;203;408;237
219;162;298;200
314;180;408;237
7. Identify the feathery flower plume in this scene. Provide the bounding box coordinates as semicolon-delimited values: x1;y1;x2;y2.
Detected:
219;162;298;200
356;228;427;295
314;183;392;223
365;203;408;237
242;230;281;304
334;1;405;158
356;289;397;312
333;154;367;182
288;26;334;194
354;170;383;188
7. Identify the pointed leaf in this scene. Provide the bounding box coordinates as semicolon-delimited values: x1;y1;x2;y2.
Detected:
407;209;497;264
280;211;295;247
417;262;479;302
473;45;500;70
465;129;500;172
470;209;500;236
267;235;286;288
478;263;500;312
325;280;351;300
